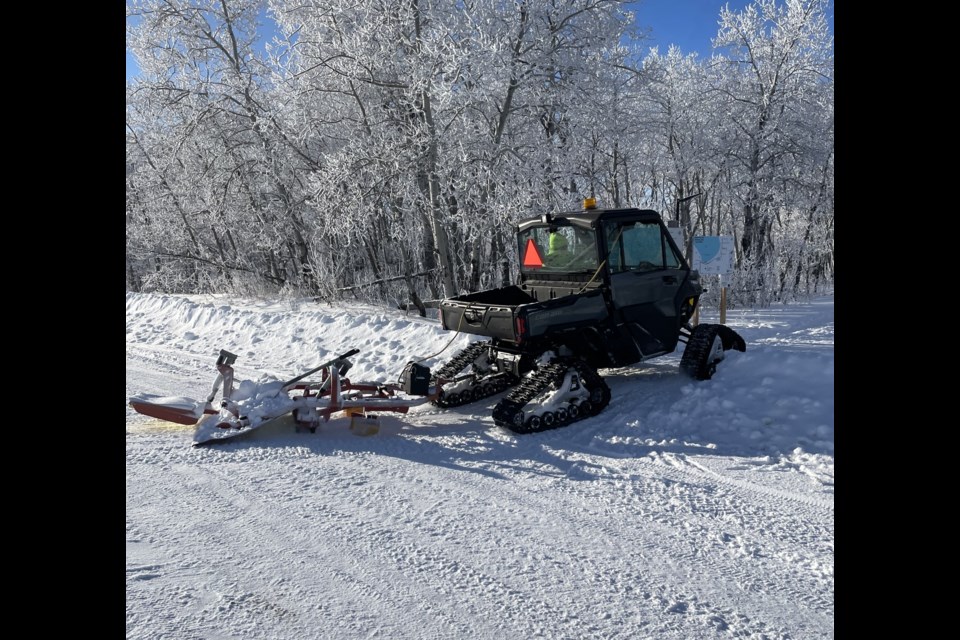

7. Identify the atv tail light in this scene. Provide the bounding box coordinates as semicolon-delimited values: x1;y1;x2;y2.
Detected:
515;316;526;344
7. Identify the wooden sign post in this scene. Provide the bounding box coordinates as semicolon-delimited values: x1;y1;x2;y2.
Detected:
719;275;726;325
692;236;734;325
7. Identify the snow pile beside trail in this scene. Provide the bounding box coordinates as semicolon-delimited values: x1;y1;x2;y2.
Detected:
126;292;480;384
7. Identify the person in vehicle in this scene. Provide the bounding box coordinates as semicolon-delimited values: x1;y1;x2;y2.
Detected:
548;227;569;258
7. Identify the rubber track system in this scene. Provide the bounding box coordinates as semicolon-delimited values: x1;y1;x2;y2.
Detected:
431;342;517;408
492;357;611;434
679;323;721;380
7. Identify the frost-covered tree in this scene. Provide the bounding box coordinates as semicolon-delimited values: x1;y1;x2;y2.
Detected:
125;0;833;307
630;46;730;260
127;0;326;295
710;0;833;302
267;0;636;298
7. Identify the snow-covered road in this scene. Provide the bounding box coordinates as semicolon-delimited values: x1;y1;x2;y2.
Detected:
126;292;834;639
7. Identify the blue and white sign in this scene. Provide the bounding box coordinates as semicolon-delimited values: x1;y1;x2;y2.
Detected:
692;236;734;276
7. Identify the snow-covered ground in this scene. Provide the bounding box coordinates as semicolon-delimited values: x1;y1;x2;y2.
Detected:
126;291;834;639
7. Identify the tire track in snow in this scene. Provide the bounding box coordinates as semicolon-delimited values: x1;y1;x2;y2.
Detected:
200;452;603;639
361;406;833;637
528;442;835;623
249;413;831;637
164;461;470;640
281;440;827;639
128;423;832;639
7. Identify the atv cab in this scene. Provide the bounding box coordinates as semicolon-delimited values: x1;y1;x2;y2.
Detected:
516;202;702;360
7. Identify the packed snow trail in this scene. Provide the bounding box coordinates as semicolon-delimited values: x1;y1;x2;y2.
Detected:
126;292;834;640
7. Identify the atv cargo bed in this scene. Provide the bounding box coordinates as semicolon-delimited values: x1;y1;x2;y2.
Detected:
439;284;609;344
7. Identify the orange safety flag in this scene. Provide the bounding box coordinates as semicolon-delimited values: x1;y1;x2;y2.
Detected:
522;238;544;268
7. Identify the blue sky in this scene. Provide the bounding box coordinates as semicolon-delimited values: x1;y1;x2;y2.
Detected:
633;0;748;55
126;1;830;81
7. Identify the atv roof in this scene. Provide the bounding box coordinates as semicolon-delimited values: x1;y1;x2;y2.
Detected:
516;207;664;232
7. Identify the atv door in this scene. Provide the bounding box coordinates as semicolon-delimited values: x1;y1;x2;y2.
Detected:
602;216;699;357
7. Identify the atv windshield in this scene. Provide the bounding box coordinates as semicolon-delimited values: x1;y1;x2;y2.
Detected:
518;225;599;273
603;220;682;273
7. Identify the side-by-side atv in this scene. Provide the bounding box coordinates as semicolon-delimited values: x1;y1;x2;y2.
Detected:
431;199;746;433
